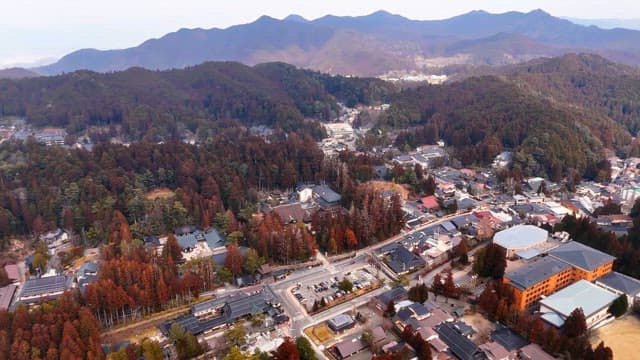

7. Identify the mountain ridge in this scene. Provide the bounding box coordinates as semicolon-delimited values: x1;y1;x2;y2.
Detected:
35;9;640;77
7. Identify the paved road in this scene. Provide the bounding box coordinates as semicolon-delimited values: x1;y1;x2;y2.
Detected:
269;211;476;338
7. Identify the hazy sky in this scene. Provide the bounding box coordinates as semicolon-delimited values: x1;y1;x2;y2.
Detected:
2;0;639;68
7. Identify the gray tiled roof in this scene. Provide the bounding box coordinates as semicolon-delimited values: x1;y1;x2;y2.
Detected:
505;257;571;290
596;271;640;296
549;241;615;271
435;322;486;360
20;275;70;298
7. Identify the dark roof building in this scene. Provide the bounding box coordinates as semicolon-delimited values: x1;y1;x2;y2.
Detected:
374;287;408;310
549;241;616;272
435;322;487;360
271;203;314;224
334;337;367;359
596;271;640;300
162;291;273;336
504;257;572;291
385;245;426;274
18;275;72;304
490;324;528;352
312;185;342;208
327;313;356;332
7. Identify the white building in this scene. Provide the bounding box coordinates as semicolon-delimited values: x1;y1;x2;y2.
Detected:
493;225;548;258
540;280;618;329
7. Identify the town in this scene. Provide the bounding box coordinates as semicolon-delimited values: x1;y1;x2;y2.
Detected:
2;103;640;360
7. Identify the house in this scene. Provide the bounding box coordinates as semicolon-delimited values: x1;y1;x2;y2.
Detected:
518;344;555;360
334;337;367;359
312;185;342;208
374;287;408;311
3;264;20;283
493;225;548;258
435;322;486;360
271;202;314;224
328;313;356;332
490;325;528;352
76;262;98;291
384;245;426;274
40;229;68;247
539;280;618;329
595;271;640;307
0;284;17;310
478;342;514;360
421;196;440;211
18;275;72;305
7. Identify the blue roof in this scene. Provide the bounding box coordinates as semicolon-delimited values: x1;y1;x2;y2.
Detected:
515;248;541;260
596;271;640;296
549;241;616;271
505;257;571;290
540;280;618;321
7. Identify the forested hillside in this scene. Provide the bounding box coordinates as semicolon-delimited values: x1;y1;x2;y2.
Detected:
378;54;640;179
0;62;394;140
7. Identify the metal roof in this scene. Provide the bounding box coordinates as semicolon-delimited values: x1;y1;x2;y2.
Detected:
435;322;485;360
549;241;615;271
596;271;640;296
505;257;571;290
20;275;70;299
493;225;548;250
0;285;17;310
539;280;618;321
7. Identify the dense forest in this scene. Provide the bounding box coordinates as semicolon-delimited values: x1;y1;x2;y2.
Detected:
377;75;627;178
374;53;640;179
0;62;394;140
0;126;326;248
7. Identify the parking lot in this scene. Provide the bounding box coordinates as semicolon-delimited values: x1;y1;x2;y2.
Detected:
291;268;379;312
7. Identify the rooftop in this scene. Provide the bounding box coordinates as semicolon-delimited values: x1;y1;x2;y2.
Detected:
0;285;17;310
596;271;640;296
549;241;615;271
312;185;341;204
19;275;71;300
328;313;354;329
435;322;485;360
493;225;548;250
505;257;571;291
519;343;555;360
539;280;618;322
490;324;528;351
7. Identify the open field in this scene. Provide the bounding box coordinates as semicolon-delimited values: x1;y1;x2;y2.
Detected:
146;188;175;200
305;323;334;344
590;314;640;360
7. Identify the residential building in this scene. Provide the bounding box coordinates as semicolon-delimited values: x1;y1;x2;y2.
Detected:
503;257;573;310
539;280;618;329
435;322;486;360
383;245;426;274
518;344;555;360
312;185;342;209
334;337;367;359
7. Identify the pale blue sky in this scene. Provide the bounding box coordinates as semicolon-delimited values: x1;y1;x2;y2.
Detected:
2;0;639;68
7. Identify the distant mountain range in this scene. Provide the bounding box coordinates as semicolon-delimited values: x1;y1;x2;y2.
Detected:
32;9;640;77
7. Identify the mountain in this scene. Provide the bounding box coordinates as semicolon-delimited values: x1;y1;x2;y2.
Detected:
36;10;640;77
0;62;393;140
377;53;639;179
565;17;640;31
0;67;39;79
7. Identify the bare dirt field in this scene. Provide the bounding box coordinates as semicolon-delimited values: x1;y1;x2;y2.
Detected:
590;314;640;360
146;188;175;200
305;323;334;344
362;181;410;201
462;312;496;343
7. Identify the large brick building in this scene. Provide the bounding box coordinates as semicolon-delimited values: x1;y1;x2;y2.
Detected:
503;241;615;310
